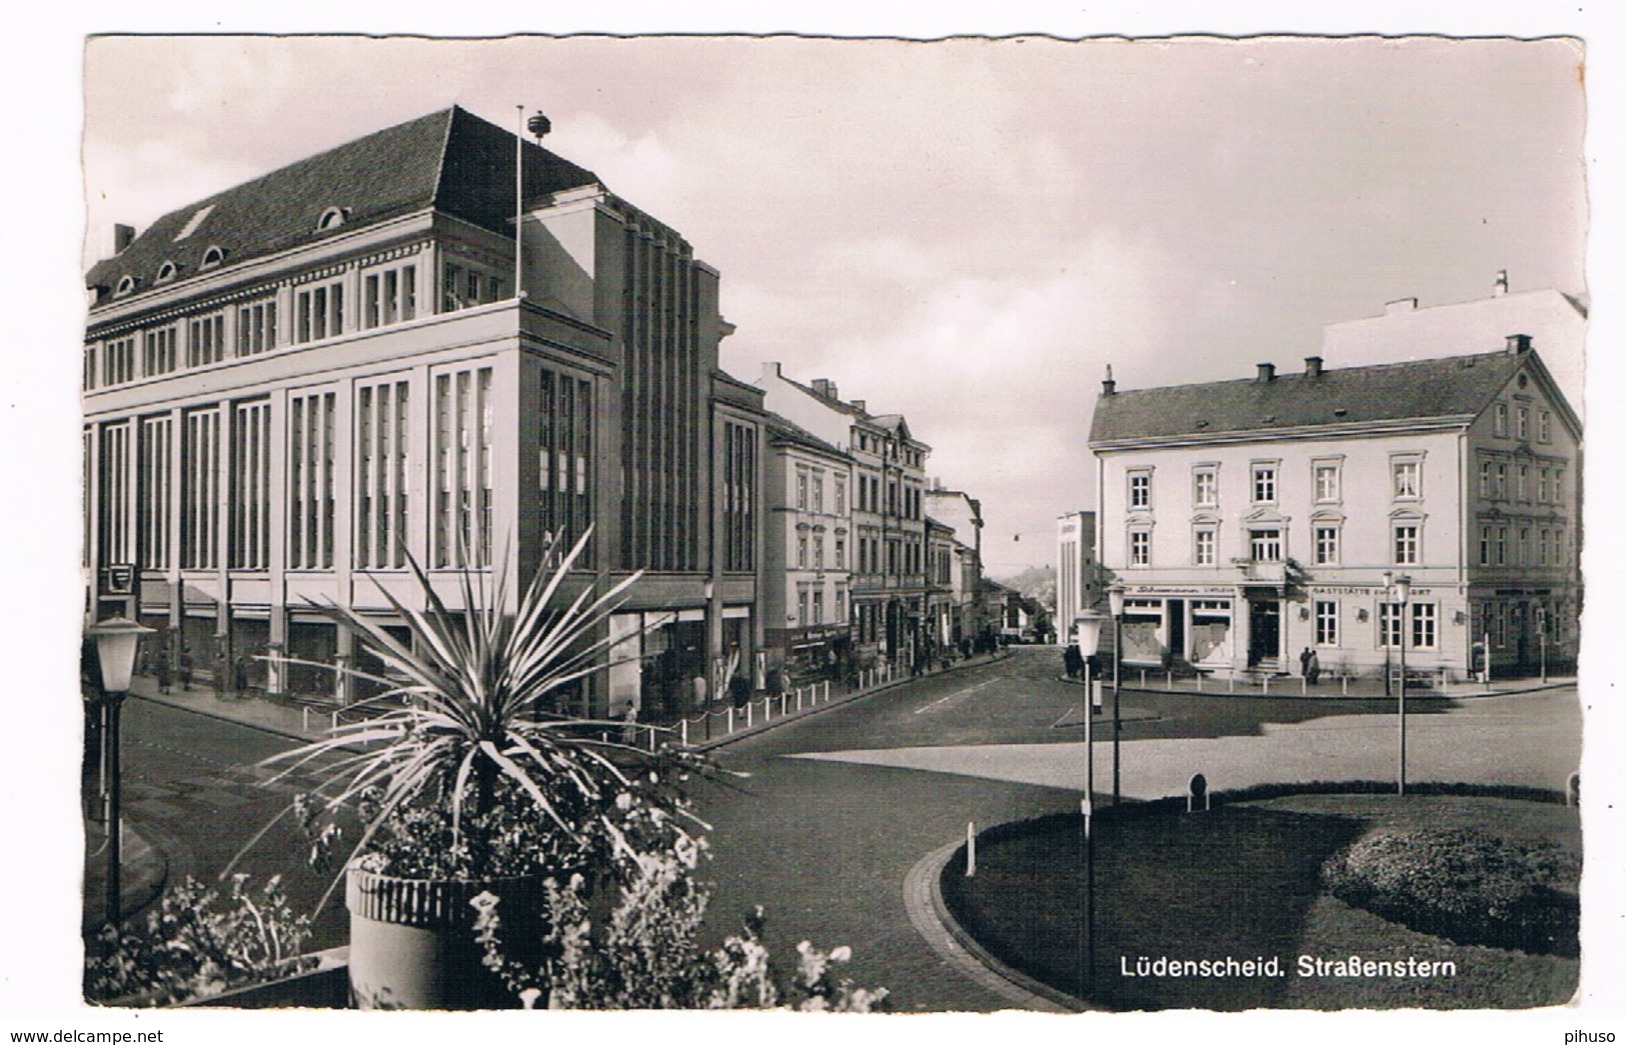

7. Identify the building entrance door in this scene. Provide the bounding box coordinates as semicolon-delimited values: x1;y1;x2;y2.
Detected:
1248;600;1280;668
1166;599;1186;665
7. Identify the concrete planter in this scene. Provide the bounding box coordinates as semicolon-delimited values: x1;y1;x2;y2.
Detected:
345;866;546;1010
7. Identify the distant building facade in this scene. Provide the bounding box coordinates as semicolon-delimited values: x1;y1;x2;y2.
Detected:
82;106;765;717
755;366;930;666
1090;340;1580;679
761;412;853;686
924;485;988;644
1055;510;1101;642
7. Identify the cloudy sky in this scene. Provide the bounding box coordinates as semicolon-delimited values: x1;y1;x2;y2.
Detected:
80;35;1586;575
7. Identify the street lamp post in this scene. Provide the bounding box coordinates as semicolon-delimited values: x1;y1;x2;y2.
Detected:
1394;575;1411;797
1106;584;1126;806
1382;570;1394;698
1074;608;1107;1000
86;616;153;929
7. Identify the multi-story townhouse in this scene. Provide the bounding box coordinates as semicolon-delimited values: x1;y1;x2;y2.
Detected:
1089;339;1580;679
924;485;987;645
82;106;765;718
761;413;854;686
755;366;931;666
924;516;958;651
1056;509;1102;642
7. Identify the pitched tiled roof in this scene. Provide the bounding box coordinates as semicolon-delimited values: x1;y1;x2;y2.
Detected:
1089;351;1528;445
87;106;598;297
764;411;848;459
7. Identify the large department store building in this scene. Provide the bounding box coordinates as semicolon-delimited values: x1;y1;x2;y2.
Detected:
81;106;765;717
1089;340;1580;680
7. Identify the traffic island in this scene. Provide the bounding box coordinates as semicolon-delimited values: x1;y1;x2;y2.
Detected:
937;783;1579;1011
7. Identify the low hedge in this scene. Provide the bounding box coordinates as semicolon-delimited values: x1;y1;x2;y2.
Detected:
1321;827;1579;957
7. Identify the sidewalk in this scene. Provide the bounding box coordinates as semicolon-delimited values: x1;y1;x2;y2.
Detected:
1061;667;1576;700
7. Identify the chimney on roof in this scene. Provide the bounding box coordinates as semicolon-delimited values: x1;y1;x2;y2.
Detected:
1384;297;1418;315
1305;356;1324;378
852;400;866;413
1256;362;1276;383
112;224;135;255
1102;364;1116;397
1494;270;1510;297
1506;333;1532;355
811;378;839;400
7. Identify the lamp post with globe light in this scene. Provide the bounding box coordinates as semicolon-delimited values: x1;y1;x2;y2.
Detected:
86;616;153;928
1073;607;1107;998
1106;584;1126;805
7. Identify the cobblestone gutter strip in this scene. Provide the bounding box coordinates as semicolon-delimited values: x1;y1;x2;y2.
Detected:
902;838;1089;1013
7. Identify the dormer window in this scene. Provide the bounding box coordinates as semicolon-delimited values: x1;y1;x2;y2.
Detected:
156;261;178;283
317;206;348;232
200;245;225;270
115;275;136;297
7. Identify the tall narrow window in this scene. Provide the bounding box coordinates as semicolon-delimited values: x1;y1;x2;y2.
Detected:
433;365;494;568
288;391;336;570
237;300;277;356
187;313;226;367
1314;524;1340;565
103;336;136;385
230;400;271;569
181;408;221;569
1392;459;1421;500
138;415;172;570
1251;463;1277;504
1493;402;1508;438
1313;461;1341;504
1393;523;1420;565
295;279;345;343
356;378;410;570
1379;602;1403;649
1315;600;1338;646
363;263;418;329
144;326;178;376
99;422;133;567
1193;526;1216;566
1412;603;1437;649
1128;470;1152;509
1129;529;1151;566
1193;466;1218;508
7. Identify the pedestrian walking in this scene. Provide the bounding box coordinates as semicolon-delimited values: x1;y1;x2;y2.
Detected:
234;654;252;698
1063;643;1083;679
1299;646;1313;679
1306;649;1321;685
155;655;172;695
178;647;194;692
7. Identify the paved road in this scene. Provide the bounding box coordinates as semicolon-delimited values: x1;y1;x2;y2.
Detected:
689;647;1581;1011
100;647;1580;1010
88;696;352;946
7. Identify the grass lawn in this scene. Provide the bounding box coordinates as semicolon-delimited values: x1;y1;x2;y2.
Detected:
940;792;1579;1011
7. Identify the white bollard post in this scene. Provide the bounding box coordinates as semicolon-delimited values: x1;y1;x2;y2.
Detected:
331;711;339;730
1341;675;1349;696
681;719;689;746
1229;675;1235;693
747;702;753;729
728;707;735;734
1301;676;1307;696
966;821;977;878
303;706;310;731
797;688;803;712
1197;674;1204;692
824;680;831;702
1140;669;1146;687
1167;671;1173;689
649;727;657;752
1262;675;1270;695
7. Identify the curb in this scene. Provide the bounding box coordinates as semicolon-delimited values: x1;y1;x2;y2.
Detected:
1056;675;1576;701
902;838;1089;1013
132;690;318;745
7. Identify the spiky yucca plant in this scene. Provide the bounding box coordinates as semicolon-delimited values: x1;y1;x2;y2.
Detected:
253;529;699;906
